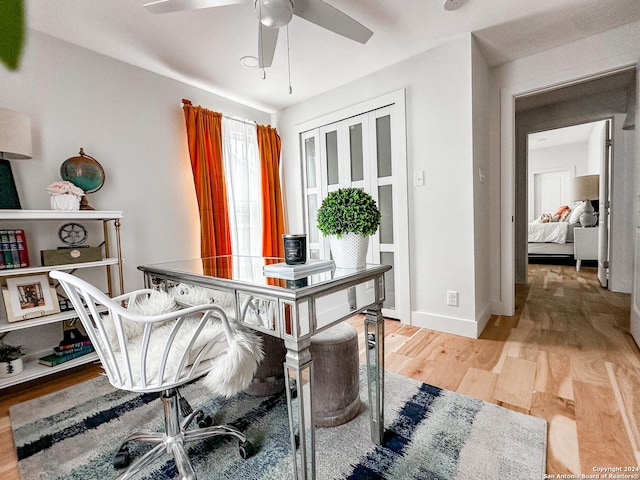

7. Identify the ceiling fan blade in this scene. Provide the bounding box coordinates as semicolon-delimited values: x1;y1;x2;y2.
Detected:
293;0;373;44
258;24;279;68
144;0;245;14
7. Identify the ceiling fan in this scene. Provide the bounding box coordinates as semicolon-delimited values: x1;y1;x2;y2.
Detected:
144;0;373;68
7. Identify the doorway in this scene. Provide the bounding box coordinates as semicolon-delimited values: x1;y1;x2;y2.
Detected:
513;68;636;294
525;120;610;287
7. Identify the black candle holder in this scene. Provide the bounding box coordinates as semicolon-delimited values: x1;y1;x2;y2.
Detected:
283;234;307;265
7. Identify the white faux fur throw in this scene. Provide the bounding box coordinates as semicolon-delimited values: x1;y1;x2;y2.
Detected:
101;289;263;397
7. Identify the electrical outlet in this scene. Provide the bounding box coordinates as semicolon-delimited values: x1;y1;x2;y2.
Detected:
447;290;459;306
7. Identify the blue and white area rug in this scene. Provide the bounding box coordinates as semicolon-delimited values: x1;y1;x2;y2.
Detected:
11;368;546;479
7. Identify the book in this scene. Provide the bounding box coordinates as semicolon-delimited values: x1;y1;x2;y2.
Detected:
54;339;92;354
54;341;93;356
53;345;93;356
14;229;29;267
38;346;95;367
263;259;335;280
7;230;20;267
0;230;13;268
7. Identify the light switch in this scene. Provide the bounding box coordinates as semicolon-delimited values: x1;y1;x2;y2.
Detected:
414;171;425;187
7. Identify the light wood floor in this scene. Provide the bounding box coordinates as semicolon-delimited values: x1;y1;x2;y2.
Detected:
0;263;636;477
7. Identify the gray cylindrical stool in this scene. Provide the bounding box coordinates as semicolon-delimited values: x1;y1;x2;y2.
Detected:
244;332;287;396
311;322;360;427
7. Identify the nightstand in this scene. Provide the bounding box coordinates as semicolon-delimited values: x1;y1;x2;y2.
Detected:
574;226;598;271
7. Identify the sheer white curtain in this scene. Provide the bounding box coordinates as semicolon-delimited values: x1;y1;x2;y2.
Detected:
221;117;263;270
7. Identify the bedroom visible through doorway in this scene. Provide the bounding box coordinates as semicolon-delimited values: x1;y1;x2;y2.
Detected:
526;120;610;285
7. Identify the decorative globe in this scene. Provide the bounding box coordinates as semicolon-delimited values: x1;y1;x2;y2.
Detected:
60;148;105;194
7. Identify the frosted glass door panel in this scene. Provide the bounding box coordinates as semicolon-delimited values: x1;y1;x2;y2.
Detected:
380;252;395;309
350;123;364;182
307;194;318;243
305;137;317;188
378;184;394;244
376;115;392;178
325;130;339;185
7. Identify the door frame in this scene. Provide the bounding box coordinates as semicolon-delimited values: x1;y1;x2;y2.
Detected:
296;89;411;323
499;64;636;315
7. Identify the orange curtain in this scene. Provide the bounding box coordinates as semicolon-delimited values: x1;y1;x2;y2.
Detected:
257;124;286;259
182;100;232;275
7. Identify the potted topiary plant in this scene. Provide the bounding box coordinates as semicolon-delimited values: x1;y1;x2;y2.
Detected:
0;343;25;378
316;188;381;268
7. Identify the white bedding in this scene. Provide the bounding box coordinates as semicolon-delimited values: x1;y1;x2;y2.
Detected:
528;222;569;244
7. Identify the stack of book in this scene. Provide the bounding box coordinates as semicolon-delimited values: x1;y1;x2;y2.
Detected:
263;259;335;280
0;229;29;269
38;339;94;367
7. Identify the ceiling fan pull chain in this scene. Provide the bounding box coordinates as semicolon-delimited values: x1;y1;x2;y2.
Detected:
287;25;292;94
259;0;266;79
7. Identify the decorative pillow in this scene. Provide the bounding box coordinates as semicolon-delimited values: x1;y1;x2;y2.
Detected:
540;212;555;223
553;205;571;222
568;201;586;224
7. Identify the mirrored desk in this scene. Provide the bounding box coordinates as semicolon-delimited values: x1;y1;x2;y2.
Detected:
138;255;390;480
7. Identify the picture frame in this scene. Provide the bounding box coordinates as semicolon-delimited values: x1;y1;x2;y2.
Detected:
2;274;60;322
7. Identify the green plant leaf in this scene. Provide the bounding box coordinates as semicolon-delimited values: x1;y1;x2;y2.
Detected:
0;0;25;71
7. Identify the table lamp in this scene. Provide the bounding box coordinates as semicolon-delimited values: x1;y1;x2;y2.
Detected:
572;174;599;227
0;108;32;209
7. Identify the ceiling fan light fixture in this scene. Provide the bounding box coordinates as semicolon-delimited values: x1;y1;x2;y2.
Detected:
255;0;293;28
240;55;259;68
443;0;465;11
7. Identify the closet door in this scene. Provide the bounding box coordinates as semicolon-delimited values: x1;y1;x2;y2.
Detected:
367;107;397;313
301;101;408;321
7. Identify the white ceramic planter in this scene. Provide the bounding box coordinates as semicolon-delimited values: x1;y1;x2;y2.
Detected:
329;233;370;268
51;194;80;211
0;357;23;378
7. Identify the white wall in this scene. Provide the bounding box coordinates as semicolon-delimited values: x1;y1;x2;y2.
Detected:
527;142;587;221
274;34;487;337
0;30;270;291
471;39;492;332
492;21;640;313
529;142;589;177
587;121;606;173
630;67;640;345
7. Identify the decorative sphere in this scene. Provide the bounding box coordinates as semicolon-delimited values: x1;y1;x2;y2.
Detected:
60;148;105;194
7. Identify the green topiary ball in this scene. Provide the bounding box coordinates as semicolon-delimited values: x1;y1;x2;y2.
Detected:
316;188;381;238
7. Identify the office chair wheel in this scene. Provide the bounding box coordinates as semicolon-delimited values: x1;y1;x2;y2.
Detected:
113;446;131;469
196;412;213;428
239;440;256;459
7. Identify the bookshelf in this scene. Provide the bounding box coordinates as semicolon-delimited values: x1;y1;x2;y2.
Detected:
0;210;123;388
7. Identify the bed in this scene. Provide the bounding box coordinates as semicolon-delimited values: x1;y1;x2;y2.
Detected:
528;221;576;257
527;203;584;258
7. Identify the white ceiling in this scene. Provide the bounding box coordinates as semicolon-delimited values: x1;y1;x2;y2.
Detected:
528;121;606;150
26;0;640;113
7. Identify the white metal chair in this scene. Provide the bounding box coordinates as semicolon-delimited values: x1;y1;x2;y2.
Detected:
49;270;264;480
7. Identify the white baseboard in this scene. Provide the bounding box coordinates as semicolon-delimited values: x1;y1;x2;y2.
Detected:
410;311;481;338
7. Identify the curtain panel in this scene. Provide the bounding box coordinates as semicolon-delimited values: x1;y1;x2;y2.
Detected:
182;100;232;274
257;124;286;258
182;100;286;270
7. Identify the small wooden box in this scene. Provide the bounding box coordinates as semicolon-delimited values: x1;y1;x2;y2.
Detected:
41;247;102;266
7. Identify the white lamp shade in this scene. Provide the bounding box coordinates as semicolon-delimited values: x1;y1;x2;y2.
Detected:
0;108;32;160
572;174;599;201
